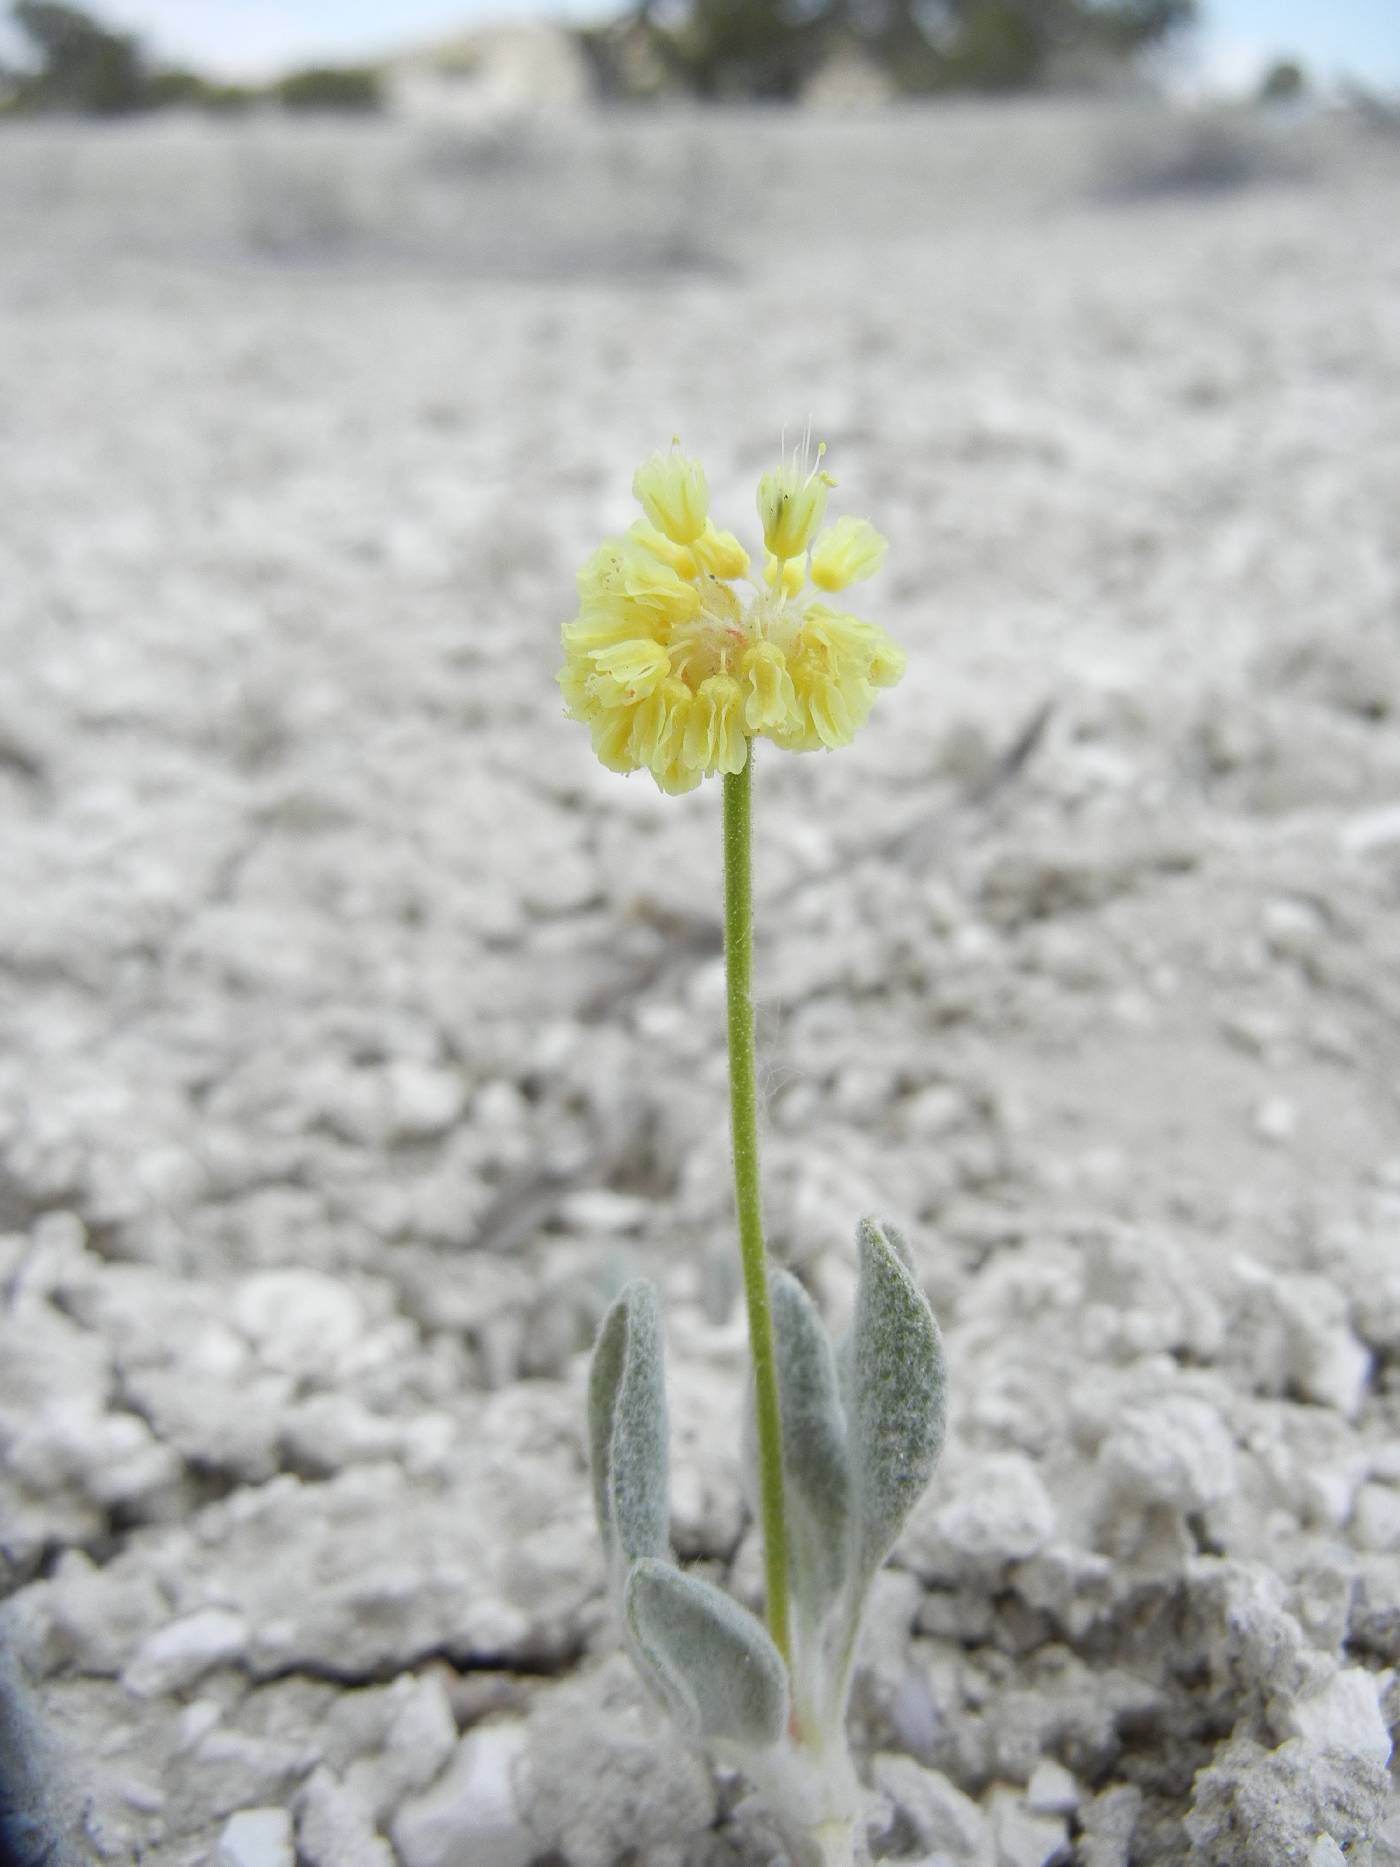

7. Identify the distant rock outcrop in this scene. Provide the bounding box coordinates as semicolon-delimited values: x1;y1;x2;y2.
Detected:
384;25;594;122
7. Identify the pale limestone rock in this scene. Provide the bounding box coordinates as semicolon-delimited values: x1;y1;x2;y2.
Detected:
0;1291;109;1433
279;1392;401;1474
855;1568;928;1694
1340;801;1400;854
1351;1483;1400;1553
522;1659;717;1867
297;1767;394;1867
1026;1759;1080;1816
1185;1733;1389;1866
1350;1245;1400;1359
986;1784;1072;1867
904;1084;975;1141
1253;1095;1298;1143
1373;1806;1400;1867
907;1453;1056;1581
1285;1555;1354;1656
193;1722;317;1807
1098;1395;1236;1515
123;1607;247;1698
7;1398;181;1517
1013;1545;1114;1642
1191;1561;1306;1700
557;1187;652;1234
384;1060;466;1141
1079;1784;1142;1867
1280;1668;1393;1771
280;1394;451;1479
29;1549;165;1678
518;849;598;917
125;1358;288;1480
667;1347;747;1559
1228;1261;1372;1420
872;1753;994;1865
215;1808;295;1867
392;1721;532;1867
174;1699;222;1754
172;1405;600;1682
233;1270;364;1379
471;1080;531;1136
345;1672;459;1825
1077;1228;1225;1364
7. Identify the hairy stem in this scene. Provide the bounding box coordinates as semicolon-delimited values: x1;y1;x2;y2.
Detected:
723;749;791;1668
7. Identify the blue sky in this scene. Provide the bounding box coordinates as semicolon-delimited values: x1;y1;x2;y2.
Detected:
1195;0;1400;92
7;0;1399;86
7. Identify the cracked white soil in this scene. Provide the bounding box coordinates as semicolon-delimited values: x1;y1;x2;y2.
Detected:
1;101;1398;1867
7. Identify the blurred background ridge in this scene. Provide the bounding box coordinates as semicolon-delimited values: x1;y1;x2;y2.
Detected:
0;0;1398;116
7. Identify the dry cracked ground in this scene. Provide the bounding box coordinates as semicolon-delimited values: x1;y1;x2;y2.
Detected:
0;99;1398;1867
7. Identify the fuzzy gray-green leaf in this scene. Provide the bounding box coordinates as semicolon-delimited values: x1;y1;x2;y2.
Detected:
850;1217;947;1581
588;1281;668;1567
876;1218;916;1275
771;1269;851;1629
624;1557;789;1746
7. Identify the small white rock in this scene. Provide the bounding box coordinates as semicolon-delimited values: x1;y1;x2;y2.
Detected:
175;1699;222;1753
1307;1837;1348;1867
345;1672;459;1824
123;1608;247;1698
1340;802;1400;855
1099;1396;1235;1515
986;1785;1071;1867
1079;1784;1142;1867
1351;1483;1400;1553
297;1768;394;1867
282;1391;404;1473
1026;1760;1080;1817
903;1084;972;1140
872;1753;993;1866
234;1270;363;1378
1230;1260;1372;1419
1303;1325;1373;1421
392;1721;532;1867
1371;1805;1400;1867
1262;895;1327;954
911;1454;1056;1577
386;1061;466;1141
557;1188;650;1234
1253;1096;1298;1144
216;1808;295;1867
1282;1669;1394;1771
472;1080;529;1133
519;850;596;916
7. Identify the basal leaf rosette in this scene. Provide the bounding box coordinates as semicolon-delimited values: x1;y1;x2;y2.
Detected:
558;440;905;794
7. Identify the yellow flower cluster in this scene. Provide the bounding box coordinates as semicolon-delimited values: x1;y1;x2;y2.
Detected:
558;440;905;794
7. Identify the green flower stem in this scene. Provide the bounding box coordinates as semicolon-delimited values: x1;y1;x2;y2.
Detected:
722;749;792;1670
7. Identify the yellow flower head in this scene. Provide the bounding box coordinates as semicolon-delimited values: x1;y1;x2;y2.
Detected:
559;439;901;794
